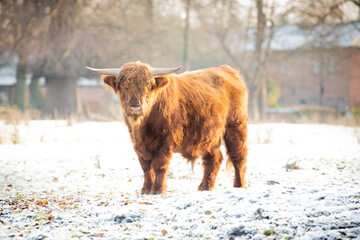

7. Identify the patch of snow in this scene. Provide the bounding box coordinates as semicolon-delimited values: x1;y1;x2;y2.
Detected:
0;121;359;239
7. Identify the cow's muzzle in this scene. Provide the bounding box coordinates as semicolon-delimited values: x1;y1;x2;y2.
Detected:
129;97;143;117
130;106;142;115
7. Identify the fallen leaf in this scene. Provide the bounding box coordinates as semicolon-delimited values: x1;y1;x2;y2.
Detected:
138;202;153;205
161;229;167;236
266;180;280;185
94;233;104;237
48;215;55;222
36;200;49;206
211;215;216;219
79;229;90;234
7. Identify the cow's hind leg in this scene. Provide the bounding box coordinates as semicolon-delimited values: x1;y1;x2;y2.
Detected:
224;121;247;188
198;148;223;191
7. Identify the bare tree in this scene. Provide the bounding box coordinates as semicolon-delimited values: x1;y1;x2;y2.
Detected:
194;0;278;120
290;0;358;24
2;0;356;118
37;0;86;115
0;1;45;110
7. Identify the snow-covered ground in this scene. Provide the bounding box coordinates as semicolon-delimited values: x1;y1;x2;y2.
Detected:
0;121;359;239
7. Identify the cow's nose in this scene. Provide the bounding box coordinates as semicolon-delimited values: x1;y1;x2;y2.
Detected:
130;106;142;113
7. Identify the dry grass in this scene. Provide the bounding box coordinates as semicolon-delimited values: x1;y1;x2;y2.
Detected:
263;106;360;126
0;106;43;125
2;106;24;125
0;104;124;126
95;154;101;169
256;128;273;144
354;128;360;145
0;104;358;126
285;159;301;171
11;126;20;145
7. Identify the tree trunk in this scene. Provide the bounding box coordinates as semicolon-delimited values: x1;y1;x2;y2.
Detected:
146;0;154;62
29;75;45;110
253;0;267;120
319;52;324;106
182;0;190;71
259;81;267;119
14;54;28;111
249;88;260;121
44;75;77;116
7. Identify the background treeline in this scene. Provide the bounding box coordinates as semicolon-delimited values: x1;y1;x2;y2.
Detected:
0;0;359;119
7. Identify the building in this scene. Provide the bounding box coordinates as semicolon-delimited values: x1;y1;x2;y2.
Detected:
266;22;360;115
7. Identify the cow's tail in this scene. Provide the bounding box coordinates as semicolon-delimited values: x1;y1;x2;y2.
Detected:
225;158;233;176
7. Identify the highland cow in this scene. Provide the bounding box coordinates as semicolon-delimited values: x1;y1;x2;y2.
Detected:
87;61;248;194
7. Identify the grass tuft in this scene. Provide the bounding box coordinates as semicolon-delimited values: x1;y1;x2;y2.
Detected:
263;228;275;236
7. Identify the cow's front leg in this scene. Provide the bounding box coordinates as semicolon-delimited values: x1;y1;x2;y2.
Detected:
139;158;155;194
151;151;172;195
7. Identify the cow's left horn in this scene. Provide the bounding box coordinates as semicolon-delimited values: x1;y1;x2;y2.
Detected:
151;66;182;76
86;66;121;75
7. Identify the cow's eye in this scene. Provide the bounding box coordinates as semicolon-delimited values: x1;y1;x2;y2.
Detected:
119;76;127;84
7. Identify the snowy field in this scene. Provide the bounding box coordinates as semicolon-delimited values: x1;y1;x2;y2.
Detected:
0;120;359;239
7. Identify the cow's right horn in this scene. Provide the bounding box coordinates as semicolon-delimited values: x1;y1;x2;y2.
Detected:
151;66;182;76
86;66;121;75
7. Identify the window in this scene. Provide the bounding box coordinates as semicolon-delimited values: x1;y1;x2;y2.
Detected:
310;98;318;105
278;61;286;74
311;59;320;74
278;98;284;107
299;99;306;105
338;98;346;115
327;57;335;74
326;98;334;107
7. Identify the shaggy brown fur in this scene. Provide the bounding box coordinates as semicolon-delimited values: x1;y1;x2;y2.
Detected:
102;61;248;194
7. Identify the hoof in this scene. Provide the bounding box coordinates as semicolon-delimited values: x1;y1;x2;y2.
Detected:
150;190;163;195
198;184;213;191
151;185;166;195
141;188;152;195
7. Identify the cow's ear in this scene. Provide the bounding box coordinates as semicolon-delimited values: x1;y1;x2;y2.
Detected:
154;76;169;89
101;75;117;91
